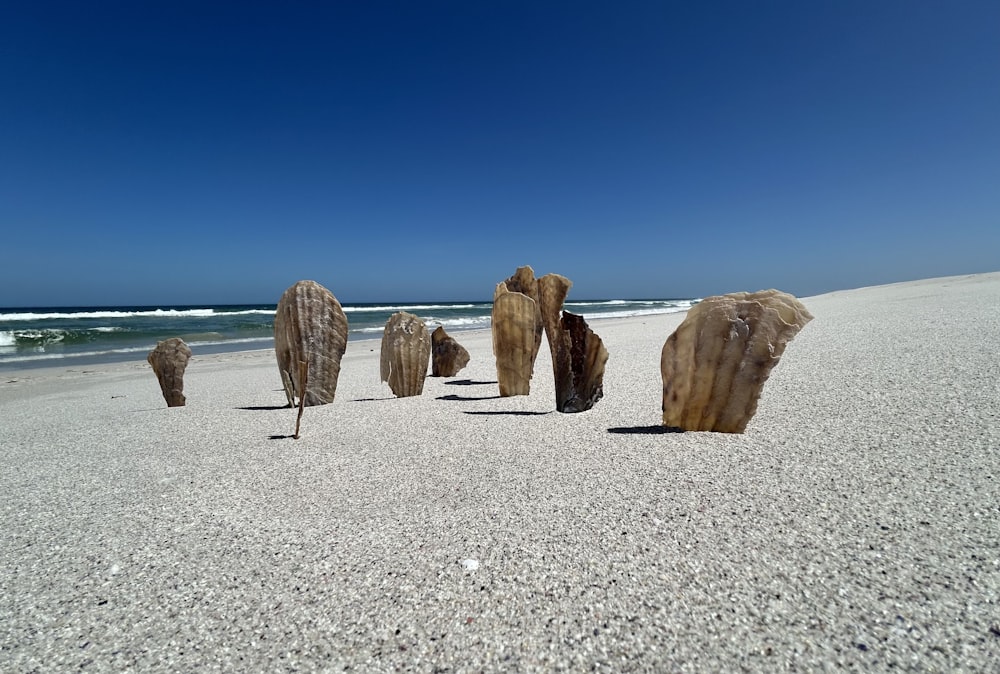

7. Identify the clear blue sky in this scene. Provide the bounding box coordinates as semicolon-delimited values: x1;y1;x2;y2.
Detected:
2;1;998;306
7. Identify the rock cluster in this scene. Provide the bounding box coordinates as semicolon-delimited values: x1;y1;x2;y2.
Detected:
492;266;608;412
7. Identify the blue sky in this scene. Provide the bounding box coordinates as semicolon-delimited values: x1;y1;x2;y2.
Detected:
2;1;998;306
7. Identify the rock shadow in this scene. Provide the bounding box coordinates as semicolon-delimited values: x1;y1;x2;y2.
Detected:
607;425;685;435
464;410;551;416
438;394;503;402
443;379;498;386
238;405;291;411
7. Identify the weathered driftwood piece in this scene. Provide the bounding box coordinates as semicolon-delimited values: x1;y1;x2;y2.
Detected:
380;312;431;397
431;326;470;377
293;361;307;440
538;273;609;412
661;289;813;433
147;338;192;407
274;280;349;407
492;290;538;396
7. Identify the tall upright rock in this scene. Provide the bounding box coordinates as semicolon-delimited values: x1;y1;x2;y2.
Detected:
381;312;431;397
538;273;609;413
491;265;546;396
147;338;192;407
661;289;812;433
274;280;349;407
492;289;538;396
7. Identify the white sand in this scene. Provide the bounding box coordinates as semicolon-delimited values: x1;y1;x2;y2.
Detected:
1;273;998;671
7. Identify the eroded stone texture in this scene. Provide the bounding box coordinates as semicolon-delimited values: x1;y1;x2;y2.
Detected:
558;311;609;413
492;290;538;396
431;326;470;377
274;280;349;407
500;266;543;359
538;273;609;413
380;312;431;397
147;338;192;407
661;289;813;433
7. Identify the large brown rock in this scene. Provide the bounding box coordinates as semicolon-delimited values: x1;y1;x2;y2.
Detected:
431;326;470;377
661;289;812;433
380;312;431;397
492;290;538;396
538;273;609;413
147;338;192;407
274;280;349;407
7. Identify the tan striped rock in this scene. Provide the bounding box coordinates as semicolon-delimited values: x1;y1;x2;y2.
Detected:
661;290;812;433
380;312;431;397
274;280;349;407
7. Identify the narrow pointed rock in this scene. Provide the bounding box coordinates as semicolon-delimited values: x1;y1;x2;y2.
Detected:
492;290;538;396
538;273;608;413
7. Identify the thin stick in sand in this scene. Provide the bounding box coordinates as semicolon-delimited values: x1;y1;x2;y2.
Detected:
293;360;308;439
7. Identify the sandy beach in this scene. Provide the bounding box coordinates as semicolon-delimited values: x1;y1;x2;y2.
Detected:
1;272;998;672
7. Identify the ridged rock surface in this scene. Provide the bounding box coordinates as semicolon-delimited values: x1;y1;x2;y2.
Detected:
497;265;543;361
380;312;431;397
492;290;538;396
431;326;470;377
538;274;609;413
661;289;813;433
274;280;349;407
147;338;192;407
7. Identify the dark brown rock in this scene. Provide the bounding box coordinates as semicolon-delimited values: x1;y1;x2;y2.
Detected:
538;274;609;413
274;280;349;407
147;338;192;407
431;326;470;377
661;289;812;433
380;312;431;397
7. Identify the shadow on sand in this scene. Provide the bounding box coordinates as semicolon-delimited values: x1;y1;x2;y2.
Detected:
438;394;503;402
607;425;684;435
464;410;551;417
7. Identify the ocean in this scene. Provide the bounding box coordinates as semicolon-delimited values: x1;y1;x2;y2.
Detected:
0;299;696;370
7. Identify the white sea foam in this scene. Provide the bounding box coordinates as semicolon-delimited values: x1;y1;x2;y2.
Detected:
342;304;480;313
0;308;275;321
566;300;630;307
0;337;275;364
581;307;691;320
0;332;15;348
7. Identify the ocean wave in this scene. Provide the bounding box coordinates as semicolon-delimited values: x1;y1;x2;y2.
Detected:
0;308;276;321
342;304;481;313
581;307;692;320
0;336;275;364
